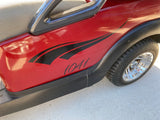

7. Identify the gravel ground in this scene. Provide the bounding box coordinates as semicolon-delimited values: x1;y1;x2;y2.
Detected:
1;46;160;120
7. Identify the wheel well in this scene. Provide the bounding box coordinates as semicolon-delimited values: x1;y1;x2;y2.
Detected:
88;18;160;86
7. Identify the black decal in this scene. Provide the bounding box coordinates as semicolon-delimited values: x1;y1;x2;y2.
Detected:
83;58;90;68
29;42;72;62
64;65;70;75
68;63;77;73
29;20;127;65
78;60;84;69
34;37;103;64
60;33;112;60
64;59;89;75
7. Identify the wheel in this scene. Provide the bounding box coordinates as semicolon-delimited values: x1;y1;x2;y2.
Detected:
107;38;159;86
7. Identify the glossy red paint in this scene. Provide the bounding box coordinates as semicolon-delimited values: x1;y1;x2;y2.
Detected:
0;0;160;92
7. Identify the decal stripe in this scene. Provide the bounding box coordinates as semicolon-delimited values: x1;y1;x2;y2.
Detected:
29;20;128;65
29;42;72;62
35;38;100;64
60;20;128;60
60;33;113;60
30;35;107;63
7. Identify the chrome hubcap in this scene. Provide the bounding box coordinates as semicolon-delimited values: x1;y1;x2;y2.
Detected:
122;52;153;82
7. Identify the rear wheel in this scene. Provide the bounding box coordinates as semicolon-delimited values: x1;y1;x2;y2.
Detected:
107;38;159;86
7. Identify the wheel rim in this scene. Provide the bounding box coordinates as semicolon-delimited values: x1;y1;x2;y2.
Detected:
122;52;154;82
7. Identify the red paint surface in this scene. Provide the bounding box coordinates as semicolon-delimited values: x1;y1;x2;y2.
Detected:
86;0;92;3
0;0;160;92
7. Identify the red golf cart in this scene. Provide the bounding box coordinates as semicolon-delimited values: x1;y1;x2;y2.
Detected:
0;0;160;116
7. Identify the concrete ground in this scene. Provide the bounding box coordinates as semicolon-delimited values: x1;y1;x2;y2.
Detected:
1;47;160;120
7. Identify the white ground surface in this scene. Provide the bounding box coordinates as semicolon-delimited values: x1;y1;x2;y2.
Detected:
1;47;160;120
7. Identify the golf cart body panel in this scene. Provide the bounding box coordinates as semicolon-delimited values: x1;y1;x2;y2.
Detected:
0;0;160;117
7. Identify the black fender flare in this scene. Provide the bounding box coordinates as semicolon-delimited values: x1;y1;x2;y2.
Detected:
88;18;160;85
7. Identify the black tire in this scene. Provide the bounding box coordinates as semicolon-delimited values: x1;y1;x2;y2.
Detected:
107;38;159;86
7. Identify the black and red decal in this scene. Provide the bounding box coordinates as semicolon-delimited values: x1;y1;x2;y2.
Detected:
29;21;127;65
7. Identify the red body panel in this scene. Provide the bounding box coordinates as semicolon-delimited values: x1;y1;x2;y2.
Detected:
1;0;160;92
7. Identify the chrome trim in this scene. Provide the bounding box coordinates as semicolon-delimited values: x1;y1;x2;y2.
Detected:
122;52;154;82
